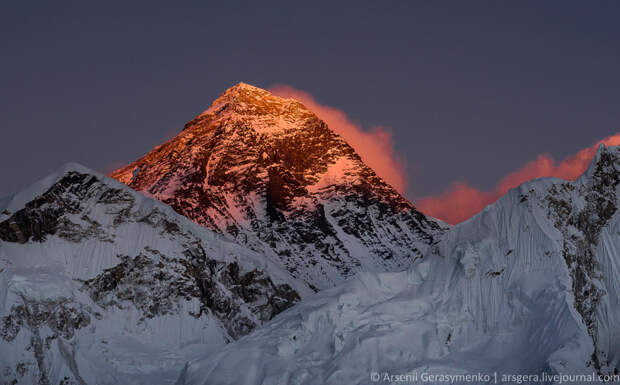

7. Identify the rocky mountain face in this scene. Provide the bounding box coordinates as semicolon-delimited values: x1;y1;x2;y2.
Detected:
0;164;307;385
180;145;620;385
111;83;444;290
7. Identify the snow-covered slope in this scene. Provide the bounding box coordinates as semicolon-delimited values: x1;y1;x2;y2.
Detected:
0;164;307;385
179;145;620;385
111;83;445;291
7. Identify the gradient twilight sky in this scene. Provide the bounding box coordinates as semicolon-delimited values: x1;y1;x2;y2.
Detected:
1;1;619;216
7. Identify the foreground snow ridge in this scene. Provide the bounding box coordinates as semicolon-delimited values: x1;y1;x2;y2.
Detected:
0;164;307;384
179;145;620;385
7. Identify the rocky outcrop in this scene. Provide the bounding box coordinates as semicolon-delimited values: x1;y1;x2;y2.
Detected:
82;247;299;339
546;146;620;374
1;297;92;385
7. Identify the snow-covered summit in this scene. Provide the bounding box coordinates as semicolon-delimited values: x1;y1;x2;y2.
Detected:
111;83;445;290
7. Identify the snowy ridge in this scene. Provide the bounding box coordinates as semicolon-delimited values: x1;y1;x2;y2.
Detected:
0;162;92;222
0;164;307;384
111;83;444;290
179;145;620;385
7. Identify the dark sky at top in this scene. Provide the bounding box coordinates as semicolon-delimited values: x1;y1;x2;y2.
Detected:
1;1;619;201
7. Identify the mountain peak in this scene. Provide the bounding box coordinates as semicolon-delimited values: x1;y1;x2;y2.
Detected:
229;81;263;92
196;83;313;133
216;82;268;101
111;84;443;289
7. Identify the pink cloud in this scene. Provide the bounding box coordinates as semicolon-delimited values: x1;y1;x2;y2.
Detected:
417;133;620;225
269;84;408;193
271;84;620;225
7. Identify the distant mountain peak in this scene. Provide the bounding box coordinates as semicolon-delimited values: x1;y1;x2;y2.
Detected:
111;83;444;289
